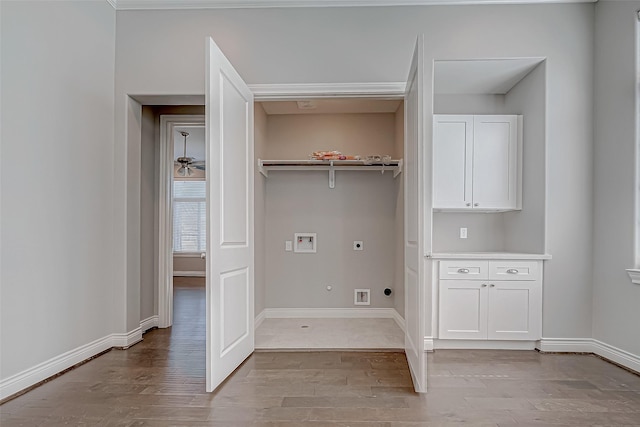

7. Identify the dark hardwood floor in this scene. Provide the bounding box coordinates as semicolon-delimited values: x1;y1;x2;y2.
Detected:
1;278;639;426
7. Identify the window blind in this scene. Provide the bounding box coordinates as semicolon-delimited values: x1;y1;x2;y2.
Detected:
173;180;206;253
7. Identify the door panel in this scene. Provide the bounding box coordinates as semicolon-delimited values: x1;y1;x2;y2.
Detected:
404;35;426;393
439;280;487;340
206;37;254;392
433;115;473;209
488;282;540;340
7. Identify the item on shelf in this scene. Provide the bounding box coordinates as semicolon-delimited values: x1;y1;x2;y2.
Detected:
310;150;360;161
363;155;392;164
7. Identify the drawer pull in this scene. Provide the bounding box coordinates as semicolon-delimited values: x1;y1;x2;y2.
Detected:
481;284;487;287
506;269;519;274
489;284;495;287
457;268;470;274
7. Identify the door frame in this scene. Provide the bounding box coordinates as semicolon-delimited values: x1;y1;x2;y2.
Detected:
157;85;407;328
158;114;206;328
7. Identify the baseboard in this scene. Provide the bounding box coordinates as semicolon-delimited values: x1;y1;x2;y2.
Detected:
140;315;159;333
538;338;640;374
0;326;148;401
173;271;205;277
263;307;400;319
0;335;113;401
255;309;266;329
112;327;143;349
424;337;434;352
392;310;406;333
435;339;537;350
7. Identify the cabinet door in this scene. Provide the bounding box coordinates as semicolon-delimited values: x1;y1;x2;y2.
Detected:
472;115;519;210
433;115;473;209
487;281;541;340
439;280;487;339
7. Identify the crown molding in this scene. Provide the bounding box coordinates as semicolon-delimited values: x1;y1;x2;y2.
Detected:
111;0;596;10
249;82;406;100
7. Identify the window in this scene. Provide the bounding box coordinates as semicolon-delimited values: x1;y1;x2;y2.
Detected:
173;180;206;253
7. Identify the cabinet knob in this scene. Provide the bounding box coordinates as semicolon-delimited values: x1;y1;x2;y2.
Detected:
506;269;519;274
457;268;470;274
489;284;495;287
466;203;471;207
481;284;487;287
474;203;479;207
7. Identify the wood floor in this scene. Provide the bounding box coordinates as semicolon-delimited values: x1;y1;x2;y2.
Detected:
1;279;639;426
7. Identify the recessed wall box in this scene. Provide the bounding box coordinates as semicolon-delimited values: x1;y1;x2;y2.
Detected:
294;233;317;253
354;289;371;305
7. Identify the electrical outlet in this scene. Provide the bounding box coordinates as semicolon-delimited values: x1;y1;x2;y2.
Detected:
353;241;363;251
460;228;468;239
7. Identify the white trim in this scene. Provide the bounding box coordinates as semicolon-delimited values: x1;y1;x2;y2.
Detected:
0;335;113;401
434;339;537;350
106;0;118;9
173;252;206;258
250;83;406;100
424;337;434;351
626;269;640;284
393;311;406;333
263;307;400;319
255;309;266;329
592;339;640;374
113;0;596;10
0;327;146;401
538;338;640;374
537;337;597;353
173;270;206;277
140;315;159;333
430;252;552;260
158;115;205;329
111;328;143;349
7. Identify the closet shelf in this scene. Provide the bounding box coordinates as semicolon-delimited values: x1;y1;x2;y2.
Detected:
257;158;403;189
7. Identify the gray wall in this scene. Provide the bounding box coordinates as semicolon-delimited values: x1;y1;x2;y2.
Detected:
115;3;596;341
592;1;640;357
1;1;116;379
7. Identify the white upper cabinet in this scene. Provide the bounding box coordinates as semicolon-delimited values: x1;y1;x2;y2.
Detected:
433;115;522;212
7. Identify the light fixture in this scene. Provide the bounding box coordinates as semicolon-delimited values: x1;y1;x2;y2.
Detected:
176;131;194;177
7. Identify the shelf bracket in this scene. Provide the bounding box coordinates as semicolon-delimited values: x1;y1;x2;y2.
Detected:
258;159;268;178
329;161;335;189
393;159;403;178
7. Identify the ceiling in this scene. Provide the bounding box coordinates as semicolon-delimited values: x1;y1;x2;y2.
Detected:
434;58;544;95
111;0;596;10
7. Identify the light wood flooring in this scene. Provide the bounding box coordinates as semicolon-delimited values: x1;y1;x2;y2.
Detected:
1;278;639;426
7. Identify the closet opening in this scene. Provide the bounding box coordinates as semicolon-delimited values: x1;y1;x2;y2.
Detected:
253;97;406;350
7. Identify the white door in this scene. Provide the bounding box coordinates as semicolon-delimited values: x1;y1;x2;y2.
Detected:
433;115;473;209
205;37;255;392
404;35;426;393
487;281;541;340
472;115;518;210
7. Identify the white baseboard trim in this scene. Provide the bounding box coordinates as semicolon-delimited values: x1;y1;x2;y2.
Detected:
539;338;640;374
140;315;159;333
424;337;434;352
0;335;112;401
435;339;537;350
173;271;205;277
537;338;595;353
1;326;148;401
392;310;406;333
262;307;400;319
255;309;266;329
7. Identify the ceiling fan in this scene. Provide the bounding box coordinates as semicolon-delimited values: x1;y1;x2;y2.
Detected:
175;131;205;177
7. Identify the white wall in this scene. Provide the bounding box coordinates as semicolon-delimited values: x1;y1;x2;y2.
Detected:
114;2;595;343
592;1;640;357
0;0;116;382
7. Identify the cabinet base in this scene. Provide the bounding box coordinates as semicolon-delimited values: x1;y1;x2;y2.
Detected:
434;339;539;350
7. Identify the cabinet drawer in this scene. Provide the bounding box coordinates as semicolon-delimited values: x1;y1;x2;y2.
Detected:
489;261;539;281
439;260;488;280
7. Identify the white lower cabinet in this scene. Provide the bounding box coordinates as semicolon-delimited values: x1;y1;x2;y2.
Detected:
438;259;542;341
